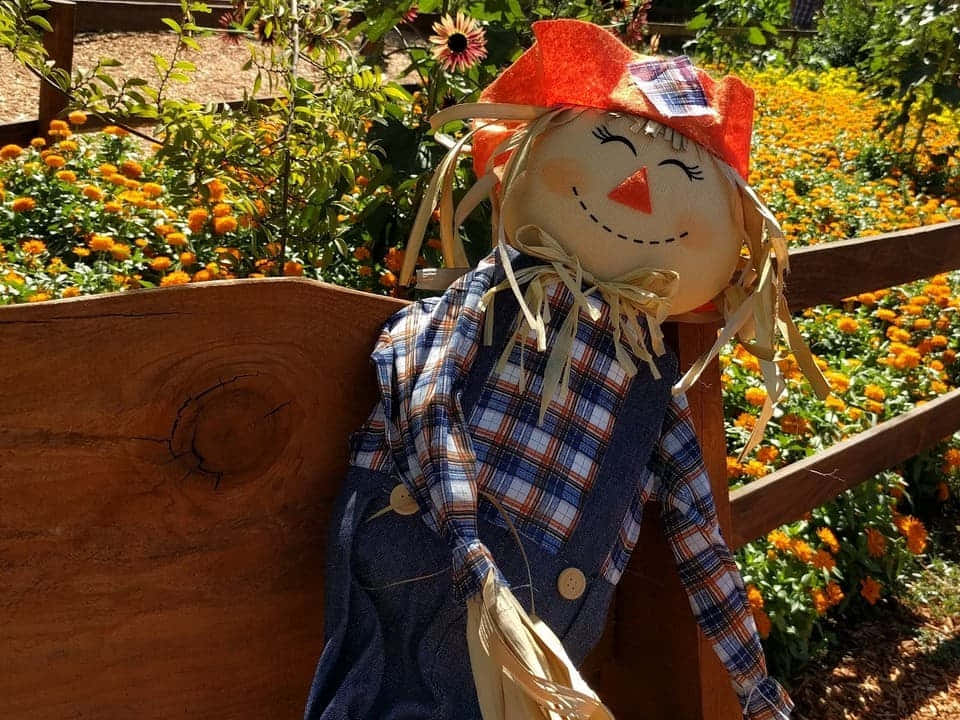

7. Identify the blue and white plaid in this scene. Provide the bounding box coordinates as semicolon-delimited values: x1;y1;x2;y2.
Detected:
350;248;794;720
627;55;714;118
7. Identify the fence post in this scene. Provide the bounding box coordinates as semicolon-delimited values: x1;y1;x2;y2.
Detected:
38;0;77;136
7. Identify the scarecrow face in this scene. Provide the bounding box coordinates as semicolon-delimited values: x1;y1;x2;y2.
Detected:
500;110;745;315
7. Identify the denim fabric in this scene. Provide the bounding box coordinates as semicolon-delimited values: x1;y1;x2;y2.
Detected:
303;264;679;719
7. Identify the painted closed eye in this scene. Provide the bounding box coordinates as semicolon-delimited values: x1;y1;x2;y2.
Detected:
592;125;637;156
658;158;704;181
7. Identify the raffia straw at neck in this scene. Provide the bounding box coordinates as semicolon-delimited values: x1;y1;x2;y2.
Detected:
481;224;679;424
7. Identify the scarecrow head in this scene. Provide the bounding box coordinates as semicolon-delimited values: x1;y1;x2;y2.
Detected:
402;19;829;448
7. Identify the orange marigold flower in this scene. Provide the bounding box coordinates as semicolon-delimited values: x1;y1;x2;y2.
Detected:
385;247;405;273
864;384;886;401
734;412;756;430
767;529;791;552
82;185;104;201
0;143;23;159
213;216;238;235
283;261;304;276
27;292;52;303
875;308;897;322
165;232;188;247
865;400;885;415
160;270;190;286
67;110;87;125
826;581;844;605
810;588;830;615
746;584;765;611
62;286;80;298
358;265;373;277
179;251;197;267
120;160;143;178
812;550;836;571
58;140;78;152
207;178;228;201
914;318;932;331
193;269;212;282
12;197;37;212
30;137;46;148
150;256;172;272
856;292;877;305
55;170;77;183
21;239;46;255
726;456;743;479
188;208;209;233
742;460;768;478
98;163;118;175
789;539;816;564
836;317;859;333
744;387;767;407
780;414;811;435
111;244;131;260
108;173;128;187
73;246;90;257
104;201;122;213
379;270;397;288
89;234;115;252
825;371;850;393
142;182;163;197
825;395;846;411
860;577;882;605
930;334;949;349
755;446;779;463
752;608;772;639
353;246;371;261
212;202;232;218
817;527;840;554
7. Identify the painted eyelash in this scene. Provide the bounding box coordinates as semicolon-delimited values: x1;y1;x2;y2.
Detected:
658;158;703;181
592;125;637;156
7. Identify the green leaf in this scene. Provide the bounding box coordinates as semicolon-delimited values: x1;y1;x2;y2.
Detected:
686;13;709;30
161;17;182;33
27;15;52;32
746;26;766;45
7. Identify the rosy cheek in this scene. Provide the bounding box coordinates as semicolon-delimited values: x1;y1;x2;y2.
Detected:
535;157;588;197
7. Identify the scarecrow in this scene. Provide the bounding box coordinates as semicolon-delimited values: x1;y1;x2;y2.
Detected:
304;19;828;720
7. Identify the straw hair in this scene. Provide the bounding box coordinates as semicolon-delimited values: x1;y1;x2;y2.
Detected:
402;102;829;457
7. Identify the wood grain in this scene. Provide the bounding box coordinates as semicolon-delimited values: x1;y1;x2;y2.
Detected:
0;278;403;719
785;221;960;310
38;0;76;135
729;386;960;549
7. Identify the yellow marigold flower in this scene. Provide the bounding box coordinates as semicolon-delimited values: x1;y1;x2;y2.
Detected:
98;163;118;175
120;160;143;178
836;317;859;333
875;308;897;322
910;295;930;306
213;216;238;235
212;202;232;218
860;577;882;605
186;208;208;233
780;414;811;435
817;527;840;554
179;251;197;267
67;110;87;125
914;318;932;330
165;232;188;247
104;201;122;213
0;143;23;159
742;460;768;478
856;292;877;305
207;178;228;201
865;400;885;415
810;588;830;615
21;239;46;255
11;197;36;212
204;262;219;276
725;456;743;478
73;246;90;257
825;371;850;393
29;138;46;149
825;395;846;411
826;581;844;605
62;286;80;298
755;446;779;464
27;292;52;303
89;234;114;252
150;256;173;272
734;412;756;430
82;185;104;201
58;140;78;152
55;170;77;183
108;173;128;187
283;261;304;277
863;384;886;401
789;539;816;563
379;270;397;288
139;183;163;199
744;387;767;407
746;584;765;611
160;270;190;286
110;244;131;261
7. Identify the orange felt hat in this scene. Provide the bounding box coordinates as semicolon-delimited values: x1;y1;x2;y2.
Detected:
471;19;755;180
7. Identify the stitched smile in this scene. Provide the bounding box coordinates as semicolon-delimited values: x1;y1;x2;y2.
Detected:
571;186;688;245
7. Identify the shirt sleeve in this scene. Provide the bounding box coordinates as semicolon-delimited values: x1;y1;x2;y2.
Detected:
371;260;500;601
652;392;794;720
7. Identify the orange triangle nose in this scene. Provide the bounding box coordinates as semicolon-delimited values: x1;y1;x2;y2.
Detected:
608;167;652;214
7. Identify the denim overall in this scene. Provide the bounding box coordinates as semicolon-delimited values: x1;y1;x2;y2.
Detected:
304;263;680;720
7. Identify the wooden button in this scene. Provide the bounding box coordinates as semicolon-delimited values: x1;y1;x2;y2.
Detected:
557;567;586;600
389;484;419;516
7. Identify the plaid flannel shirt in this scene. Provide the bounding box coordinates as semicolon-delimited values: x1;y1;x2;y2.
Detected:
350;250;794;720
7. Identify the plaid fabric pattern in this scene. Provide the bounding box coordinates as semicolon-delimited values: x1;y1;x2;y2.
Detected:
627;55;713;118
790;0;822;29
471;282;632;553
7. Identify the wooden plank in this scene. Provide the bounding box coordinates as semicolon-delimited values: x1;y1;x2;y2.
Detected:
0;279;404;719
645;21;817;38
76;0;230;32
729;386;960;549
38;0;77;135
0;119;39;146
786;221;960;310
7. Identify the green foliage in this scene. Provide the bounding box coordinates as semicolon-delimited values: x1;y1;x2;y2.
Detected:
685;0;791;67
807;0;875;68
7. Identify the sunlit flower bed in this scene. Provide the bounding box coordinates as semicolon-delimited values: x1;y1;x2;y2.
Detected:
1;65;958;675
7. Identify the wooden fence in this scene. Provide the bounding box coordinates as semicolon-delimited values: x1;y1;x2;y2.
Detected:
1;219;959;719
